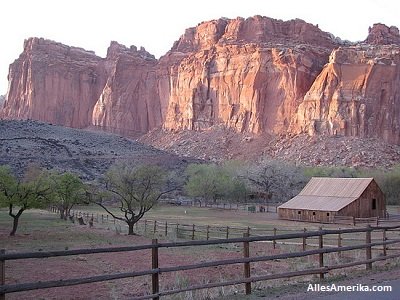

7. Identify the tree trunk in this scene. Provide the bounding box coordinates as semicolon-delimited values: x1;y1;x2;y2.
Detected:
58;205;64;219
9;207;24;236
67;205;73;218
128;222;134;235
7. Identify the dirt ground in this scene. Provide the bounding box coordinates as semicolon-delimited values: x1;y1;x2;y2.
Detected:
0;209;287;299
1;208;400;300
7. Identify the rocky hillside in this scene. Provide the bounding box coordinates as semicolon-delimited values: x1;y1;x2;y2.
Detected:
2;16;400;146
0;120;188;180
139;128;400;169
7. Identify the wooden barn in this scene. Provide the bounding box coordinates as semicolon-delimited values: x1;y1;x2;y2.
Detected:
278;177;386;223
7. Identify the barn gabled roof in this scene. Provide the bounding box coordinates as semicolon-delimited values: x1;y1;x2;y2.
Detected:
278;177;374;212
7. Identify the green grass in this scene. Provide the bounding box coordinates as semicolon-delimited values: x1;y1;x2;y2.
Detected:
0;208;139;252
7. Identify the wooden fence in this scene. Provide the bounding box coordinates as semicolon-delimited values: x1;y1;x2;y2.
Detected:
158;200;280;213
1;225;400;299
50;208;400;247
50;207;282;240
334;214;400;226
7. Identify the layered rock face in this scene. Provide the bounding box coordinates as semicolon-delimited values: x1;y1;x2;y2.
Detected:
162;16;338;133
92;42;162;135
2;38;105;128
292;24;400;143
2;38;163;135
3;18;400;144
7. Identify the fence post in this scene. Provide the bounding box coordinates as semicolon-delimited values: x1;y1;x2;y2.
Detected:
273;228;277;249
0;249;5;300
151;239;159;300
192;224;195;240
243;233;251;295
319;227;324;280
144;220;148;233
226;226;229;239
176;223;179;237
165;221;168;236
303;228;307;251
366;225;372;270
153;220;157;234
383;229;387;256
101;214;104;223
247;226;250;236
337;229;342;258
206;225;210;240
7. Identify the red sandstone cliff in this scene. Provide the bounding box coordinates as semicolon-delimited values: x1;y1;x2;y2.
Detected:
2;38;105;128
2;38;164;135
292;24;400;143
92;42;162;135
161;16;338;133
2;18;400;145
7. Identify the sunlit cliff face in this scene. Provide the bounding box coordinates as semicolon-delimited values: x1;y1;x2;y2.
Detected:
3;19;400;144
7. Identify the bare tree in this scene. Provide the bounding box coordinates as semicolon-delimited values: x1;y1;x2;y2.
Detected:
92;164;176;235
243;159;306;205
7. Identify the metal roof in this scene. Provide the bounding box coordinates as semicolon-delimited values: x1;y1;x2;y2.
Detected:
278;177;374;212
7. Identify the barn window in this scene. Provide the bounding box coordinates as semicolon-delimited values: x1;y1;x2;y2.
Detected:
298;211;301;215
327;213;330;217
372;199;377;210
312;212;316;216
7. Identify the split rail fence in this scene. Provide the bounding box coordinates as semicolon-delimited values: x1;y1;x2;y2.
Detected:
56;208;400;246
1;225;400;299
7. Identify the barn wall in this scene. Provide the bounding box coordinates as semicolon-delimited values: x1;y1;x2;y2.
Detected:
278;208;335;223
338;180;386;218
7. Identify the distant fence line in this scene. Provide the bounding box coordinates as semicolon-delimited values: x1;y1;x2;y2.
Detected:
49;207;400;250
334;214;400;225
49;206;280;240
2;225;400;299
158;200;280;213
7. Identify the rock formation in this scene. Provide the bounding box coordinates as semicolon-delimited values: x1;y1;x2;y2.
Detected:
292;24;400;144
366;23;400;45
2;19;400;144
2;37;105;128
92;42;162;135
161;16;338;133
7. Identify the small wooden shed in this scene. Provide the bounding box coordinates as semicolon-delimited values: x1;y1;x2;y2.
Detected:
278;177;386;223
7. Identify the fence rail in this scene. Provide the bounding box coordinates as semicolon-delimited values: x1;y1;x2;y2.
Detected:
50;207;400;249
333;215;400;225
1;224;400;299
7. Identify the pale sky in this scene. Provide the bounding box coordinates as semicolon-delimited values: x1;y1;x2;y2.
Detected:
1;0;399;95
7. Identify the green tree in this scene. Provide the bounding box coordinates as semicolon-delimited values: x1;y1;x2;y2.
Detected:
370;167;400;205
0;165;50;236
303;166;359;178
50;172;85;220
92;164;175;235
184;163;247;203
